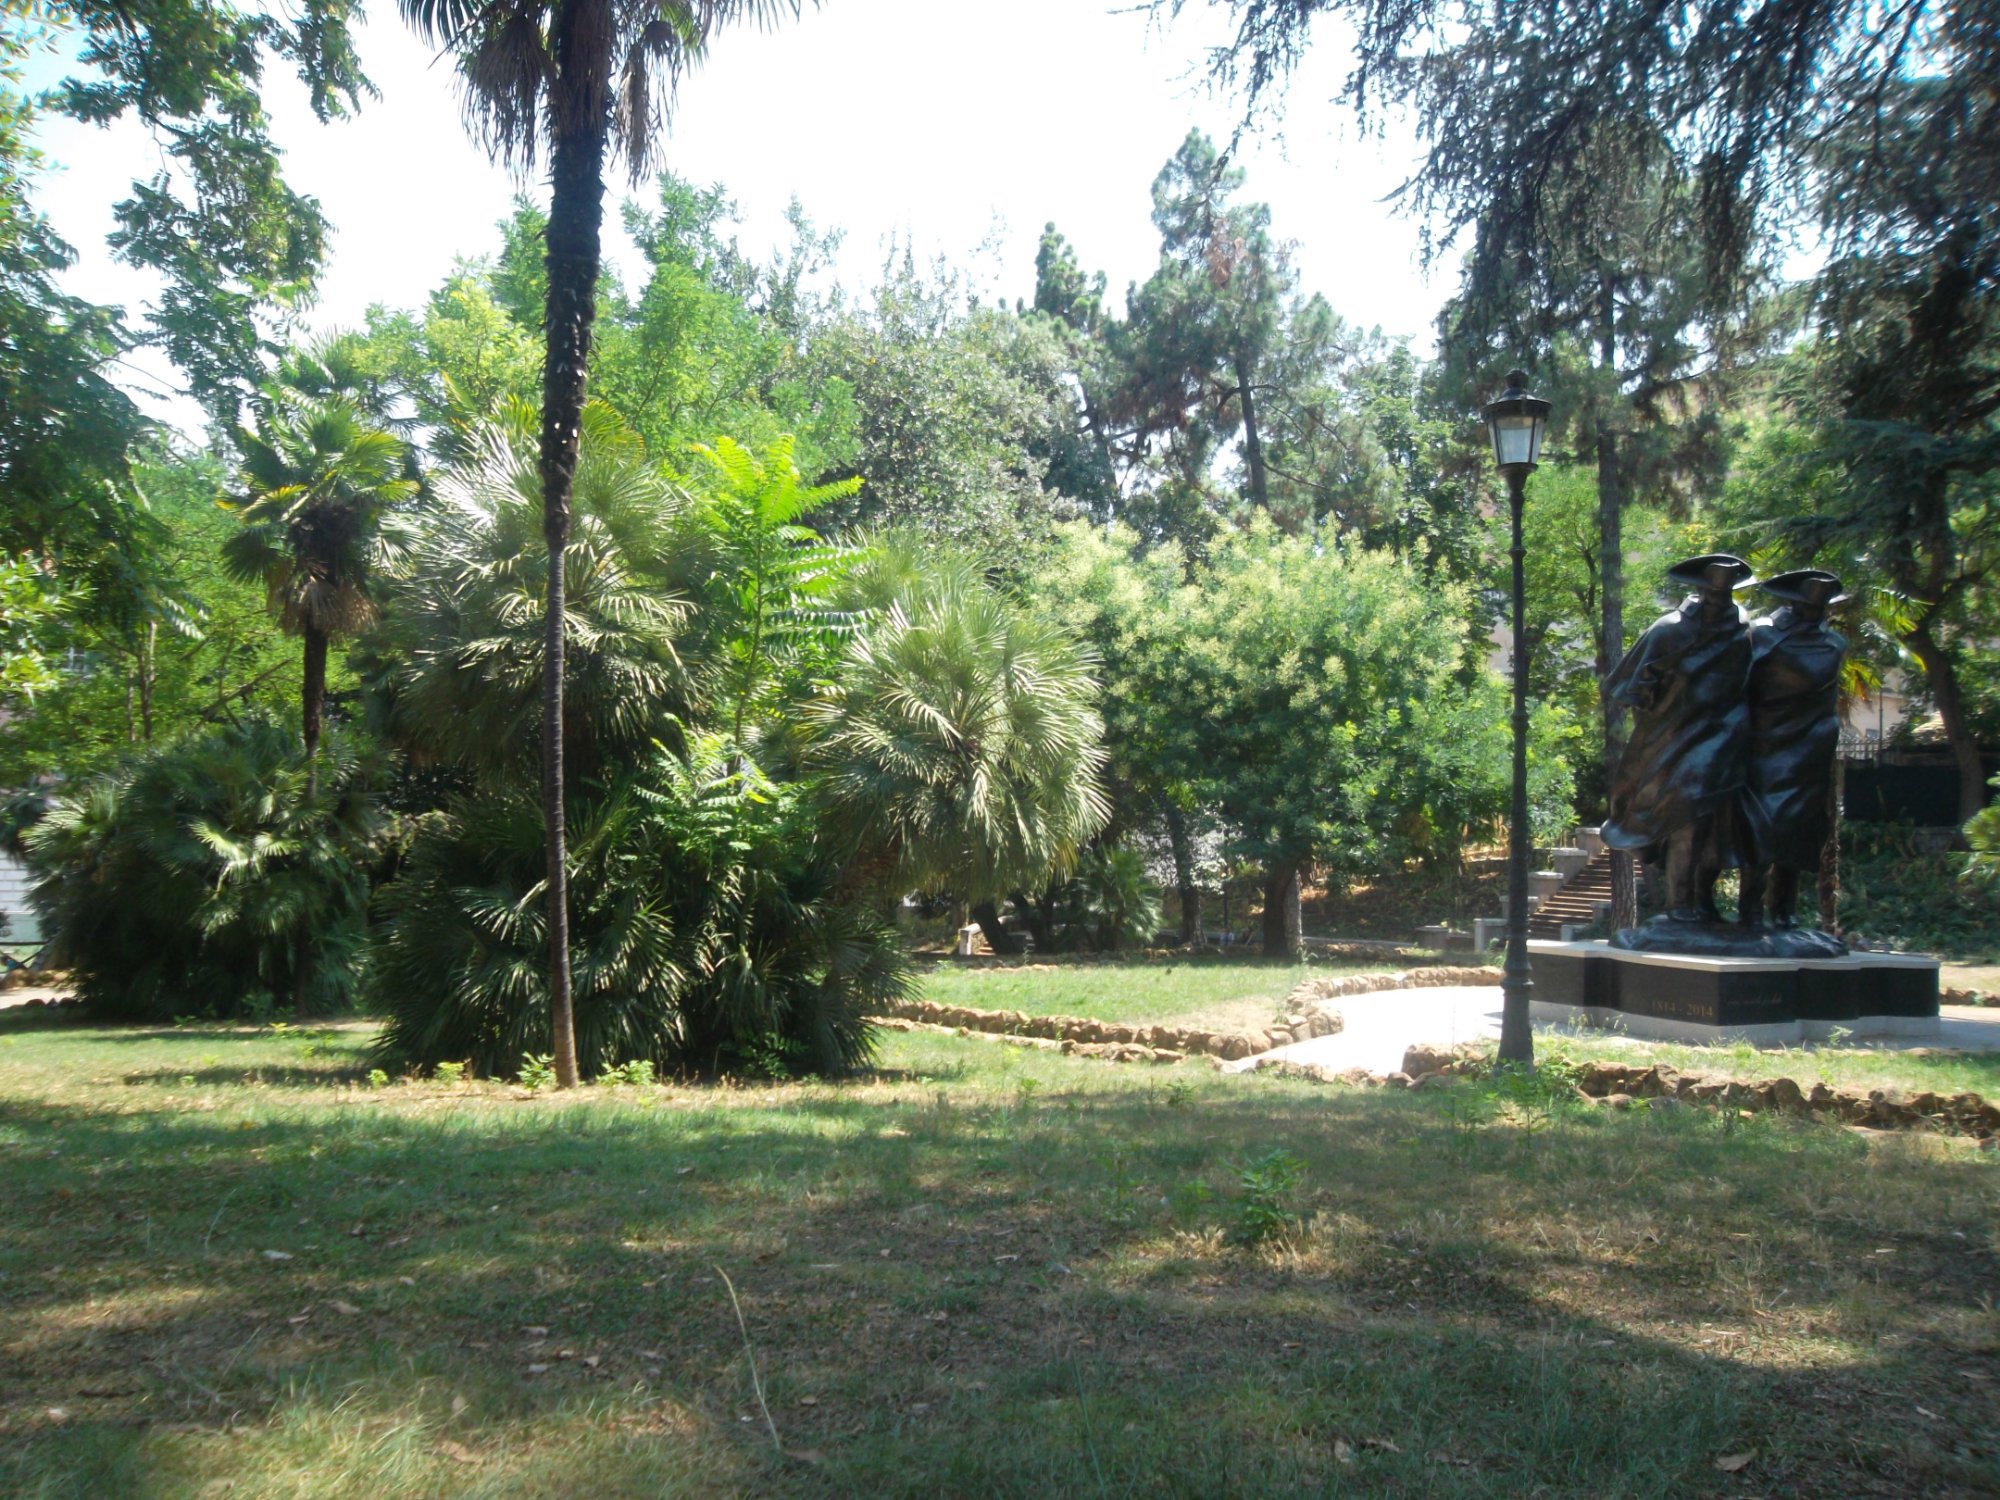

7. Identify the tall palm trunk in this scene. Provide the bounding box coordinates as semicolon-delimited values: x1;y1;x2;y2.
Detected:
296;623;326;1020
538;0;612;1090
302;624;328;761
1594;271;1639;930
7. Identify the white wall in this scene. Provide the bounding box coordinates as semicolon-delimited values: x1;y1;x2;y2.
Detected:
0;852;40;946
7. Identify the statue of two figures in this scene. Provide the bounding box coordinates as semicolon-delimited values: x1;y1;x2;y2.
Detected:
1601;555;1850;958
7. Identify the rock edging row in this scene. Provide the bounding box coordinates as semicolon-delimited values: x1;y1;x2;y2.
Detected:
1563;1058;2000;1137
1255;1045;2000;1140
876;965;1497;1065
871;1015;1193;1064
875;996;1338;1061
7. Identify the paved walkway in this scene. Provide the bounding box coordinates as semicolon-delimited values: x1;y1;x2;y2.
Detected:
0;985;67;1010
1223;985;2000;1076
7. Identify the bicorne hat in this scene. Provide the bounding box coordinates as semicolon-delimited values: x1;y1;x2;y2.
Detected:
1757;569;1849;607
1665;554;1756;592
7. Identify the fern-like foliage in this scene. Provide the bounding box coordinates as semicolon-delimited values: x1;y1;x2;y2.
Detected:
691;435;865;752
26;718;381;1020
373;733;905;1080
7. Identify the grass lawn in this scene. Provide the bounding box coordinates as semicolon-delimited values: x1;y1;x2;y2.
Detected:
1;1008;1996;1499
913;954;1417;1034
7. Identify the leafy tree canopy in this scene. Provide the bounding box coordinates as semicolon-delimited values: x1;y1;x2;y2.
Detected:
36;0;371;416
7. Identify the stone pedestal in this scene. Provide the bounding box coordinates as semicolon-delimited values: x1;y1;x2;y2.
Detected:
1527;939;1940;1043
1547;846;1591;878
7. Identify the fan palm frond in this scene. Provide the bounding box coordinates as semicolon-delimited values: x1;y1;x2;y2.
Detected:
360;402;696;783
25;718;381;1021
810;547;1110;900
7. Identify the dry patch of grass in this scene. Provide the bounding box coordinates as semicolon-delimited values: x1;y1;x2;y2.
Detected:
0;1008;1996;1498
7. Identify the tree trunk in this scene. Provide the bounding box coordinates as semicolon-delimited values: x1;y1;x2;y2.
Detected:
1261;860;1301;958
1595;272;1640;932
292;932;311;1021
1903;623;1989;829
1235;351;1269;513
301;624;328;761
970;899;1026;956
1010;888;1058;951
538;4;612;1090
1166;803;1199;944
1818;756;1844;930
139;620;156;743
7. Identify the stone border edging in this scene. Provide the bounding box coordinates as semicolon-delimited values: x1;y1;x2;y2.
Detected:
871;1015;1193;1064
1247;1044;2000;1140
875;965;1499;1065
1566;1058;2000;1137
874;995;1337;1061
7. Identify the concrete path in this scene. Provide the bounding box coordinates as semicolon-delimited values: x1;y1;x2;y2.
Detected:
0;985;68;1010
1220;986;1506;1075
1224;985;2000;1076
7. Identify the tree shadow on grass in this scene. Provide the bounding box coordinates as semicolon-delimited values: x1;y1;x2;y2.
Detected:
0;1048;1995;1498
0;1008;377;1045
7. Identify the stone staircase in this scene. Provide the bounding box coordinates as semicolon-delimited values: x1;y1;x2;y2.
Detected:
1525;846;1615;939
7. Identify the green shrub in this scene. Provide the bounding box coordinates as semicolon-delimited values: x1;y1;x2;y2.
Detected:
599;1058;656;1087
25;718;381;1020
1232;1149;1307;1244
1059;844;1164;951
372;736;909;1081
1965;776;2000;892
516;1054;556;1091
1838;821;2000;958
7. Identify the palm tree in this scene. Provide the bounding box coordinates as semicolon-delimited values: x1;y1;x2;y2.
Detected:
400;0;809;1088
809;553;1110;954
222;397;417;760
28;717;380;1021
360;400;695;784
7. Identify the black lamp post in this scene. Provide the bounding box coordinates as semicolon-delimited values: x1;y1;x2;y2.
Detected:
1483;369;1551;1065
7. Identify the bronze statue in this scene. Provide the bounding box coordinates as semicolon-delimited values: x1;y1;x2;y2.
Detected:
1602;555;1756;947
1737;570;1849;957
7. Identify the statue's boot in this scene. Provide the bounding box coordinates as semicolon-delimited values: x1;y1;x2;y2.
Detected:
1738;864;1769;928
1768;866;1801;929
1663;827;1705;923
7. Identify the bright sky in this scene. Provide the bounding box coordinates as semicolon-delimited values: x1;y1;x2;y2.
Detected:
22;1;1446;430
